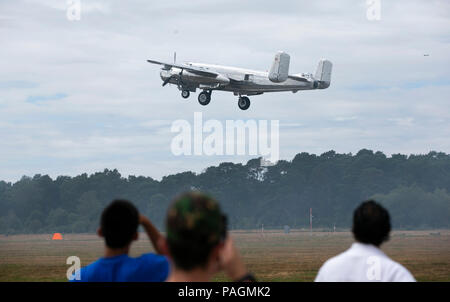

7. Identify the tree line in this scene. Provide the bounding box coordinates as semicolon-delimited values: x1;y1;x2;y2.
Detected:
1;149;449;234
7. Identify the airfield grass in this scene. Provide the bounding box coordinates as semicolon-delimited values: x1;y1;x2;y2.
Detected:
0;230;449;282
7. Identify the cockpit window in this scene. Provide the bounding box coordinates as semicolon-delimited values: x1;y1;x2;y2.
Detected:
244;74;253;81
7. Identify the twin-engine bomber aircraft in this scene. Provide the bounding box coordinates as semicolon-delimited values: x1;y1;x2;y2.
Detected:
147;51;332;110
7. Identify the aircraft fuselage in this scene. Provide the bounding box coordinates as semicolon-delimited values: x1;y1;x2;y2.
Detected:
160;63;315;95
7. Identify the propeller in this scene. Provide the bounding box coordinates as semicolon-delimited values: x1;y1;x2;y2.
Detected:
161;51;182;87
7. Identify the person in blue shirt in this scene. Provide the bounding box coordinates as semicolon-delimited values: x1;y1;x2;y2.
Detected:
71;199;170;282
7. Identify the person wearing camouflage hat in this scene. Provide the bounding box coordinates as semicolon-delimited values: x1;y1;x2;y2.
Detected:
160;191;255;282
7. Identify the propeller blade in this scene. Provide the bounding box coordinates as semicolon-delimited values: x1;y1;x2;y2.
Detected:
162;76;173;87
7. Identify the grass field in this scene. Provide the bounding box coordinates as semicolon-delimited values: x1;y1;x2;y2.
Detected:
0;230;449;281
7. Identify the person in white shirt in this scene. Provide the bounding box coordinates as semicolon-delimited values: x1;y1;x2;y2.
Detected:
315;200;416;282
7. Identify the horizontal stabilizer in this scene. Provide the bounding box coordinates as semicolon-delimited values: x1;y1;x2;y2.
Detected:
287;74;309;82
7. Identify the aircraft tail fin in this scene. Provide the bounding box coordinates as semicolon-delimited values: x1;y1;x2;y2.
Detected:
269;51;290;83
314;59;332;89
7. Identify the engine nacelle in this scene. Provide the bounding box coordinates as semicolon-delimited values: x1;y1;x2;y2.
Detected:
269;51;290;83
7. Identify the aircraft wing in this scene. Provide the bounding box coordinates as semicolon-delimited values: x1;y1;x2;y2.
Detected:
287;75;310;82
147;59;219;78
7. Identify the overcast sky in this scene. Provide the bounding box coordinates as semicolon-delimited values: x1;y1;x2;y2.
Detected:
0;0;449;182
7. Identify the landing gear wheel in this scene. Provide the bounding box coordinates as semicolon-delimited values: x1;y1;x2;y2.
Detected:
238;96;250;110
181;90;190;99
198;91;211;106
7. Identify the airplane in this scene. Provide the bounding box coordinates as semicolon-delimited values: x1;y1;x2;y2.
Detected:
147;51;332;110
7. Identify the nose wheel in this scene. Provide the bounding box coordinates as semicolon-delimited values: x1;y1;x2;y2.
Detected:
181;90;190;99
238;96;250;110
198;91;211;106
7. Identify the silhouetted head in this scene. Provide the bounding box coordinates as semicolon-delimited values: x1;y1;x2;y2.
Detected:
352;200;391;247
165;192;227;271
100;200;139;249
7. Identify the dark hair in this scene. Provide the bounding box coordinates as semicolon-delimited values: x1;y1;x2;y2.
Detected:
166;192;227;271
352;200;391;246
100;199;139;249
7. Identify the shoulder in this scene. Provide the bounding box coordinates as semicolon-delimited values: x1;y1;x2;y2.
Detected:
69;266;85;282
138;253;169;265
134;253;170;281
321;251;350;269
315;252;348;282
70;260;99;282
384;259;416;282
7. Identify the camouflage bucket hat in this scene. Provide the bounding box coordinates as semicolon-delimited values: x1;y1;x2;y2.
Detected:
166;192;227;246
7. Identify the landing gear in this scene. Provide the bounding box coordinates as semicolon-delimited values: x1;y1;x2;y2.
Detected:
181;90;190;99
198;91;211;106
238;96;250;110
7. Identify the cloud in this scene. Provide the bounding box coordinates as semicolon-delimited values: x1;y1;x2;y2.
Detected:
388;117;414;127
26;93;67;103
0;0;449;182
